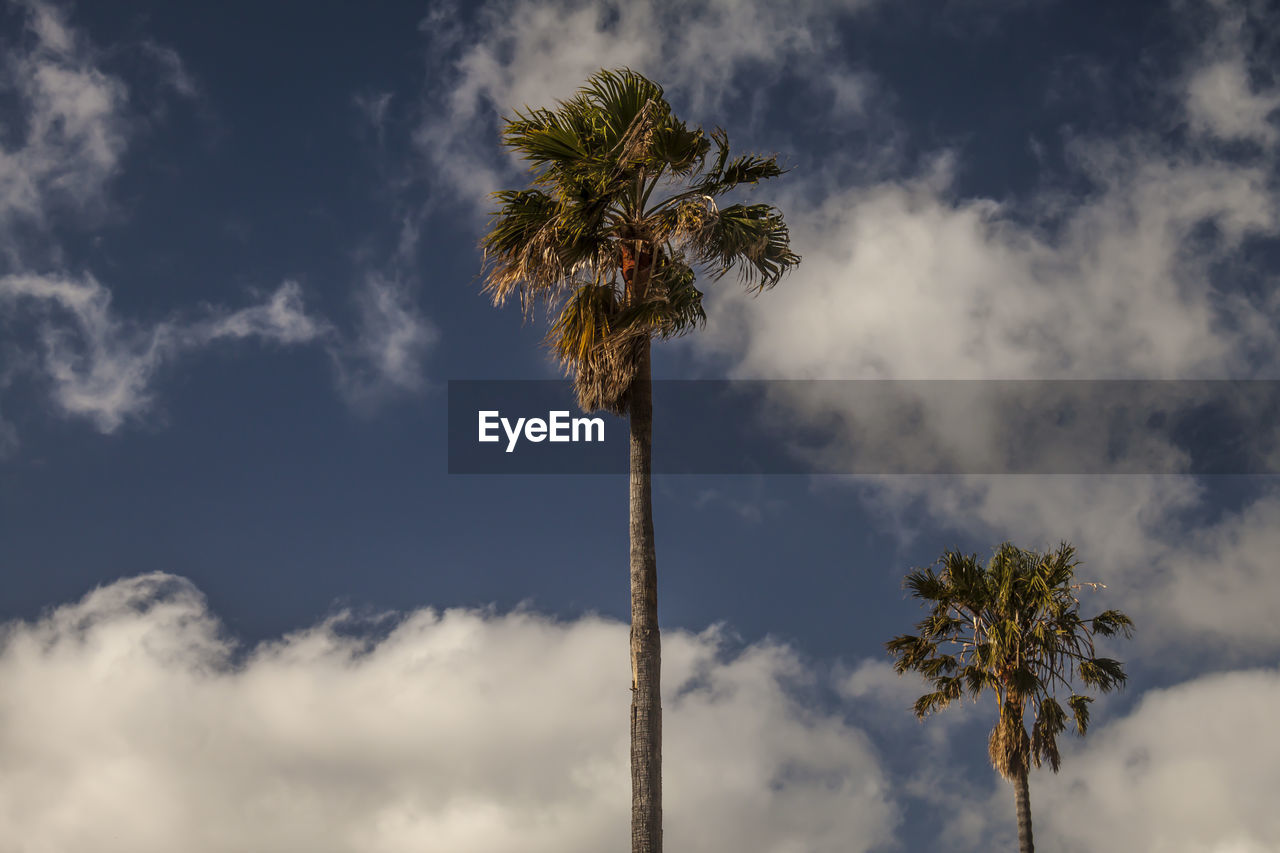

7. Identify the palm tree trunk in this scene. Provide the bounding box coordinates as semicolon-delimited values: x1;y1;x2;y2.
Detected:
628;339;662;853
1013;768;1034;853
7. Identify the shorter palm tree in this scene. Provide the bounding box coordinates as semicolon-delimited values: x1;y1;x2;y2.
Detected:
886;542;1134;853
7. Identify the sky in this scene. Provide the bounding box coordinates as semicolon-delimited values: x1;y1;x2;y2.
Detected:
1;0;1279;850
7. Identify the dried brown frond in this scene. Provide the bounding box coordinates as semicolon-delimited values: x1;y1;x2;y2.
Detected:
989;707;1030;781
615;98;658;170
573;327;646;414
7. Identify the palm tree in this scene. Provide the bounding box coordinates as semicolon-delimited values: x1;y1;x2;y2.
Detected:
886;542;1134;853
478;69;799;853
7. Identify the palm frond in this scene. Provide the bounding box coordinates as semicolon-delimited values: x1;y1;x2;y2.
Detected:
691;203;799;289
1067;694;1092;735
1030;696;1067;771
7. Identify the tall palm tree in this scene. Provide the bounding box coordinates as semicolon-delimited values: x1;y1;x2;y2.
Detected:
886;542;1134;853
478;69;799;853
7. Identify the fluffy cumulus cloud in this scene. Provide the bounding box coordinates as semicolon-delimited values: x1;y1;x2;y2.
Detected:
0;574;896;853
942;668;1280;852
838;656;1280;852
6;576;1278;852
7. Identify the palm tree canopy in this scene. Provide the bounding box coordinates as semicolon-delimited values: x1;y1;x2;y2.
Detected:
479;68;800;413
886;542;1134;779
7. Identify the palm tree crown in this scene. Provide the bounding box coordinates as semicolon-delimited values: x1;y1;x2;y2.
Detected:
480;68;799;412
887;542;1134;779
887;542;1133;852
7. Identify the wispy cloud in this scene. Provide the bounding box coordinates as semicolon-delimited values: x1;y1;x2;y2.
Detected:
331;273;437;409
0;273;330;432
1182;0;1280;146
139;39;200;99
0;1;439;445
0;0;128;256
413;0;884;212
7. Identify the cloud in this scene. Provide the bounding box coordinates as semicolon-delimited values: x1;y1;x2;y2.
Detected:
401;0;1280;659
0;2;434;441
0;272;329;432
0;0;129;253
0;574;897;853
1152;493;1280;651
950;667;1280;852
700;141;1277;382
332;273;437;408
668;0;1280;656
415;0;883;210
354;91;394;142
1182;0;1280;145
139;39;199;99
0;265;436;437
199;281;330;345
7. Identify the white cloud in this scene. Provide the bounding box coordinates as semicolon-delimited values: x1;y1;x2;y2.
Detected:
0;0;129;252
416;0;882;210
1182;0;1280;145
200;280;330;345
403;0;1280;661
973;668;1280;852
701;141;1277;383
0;574;897;853
0;2;437;440
1187;59;1280;145
0;272;329;432
332;274;438;408
883;667;1280;852
840;658;925;712
663;0;1280;657
0;266;436;436
1153;493;1280;651
830;472;1280;663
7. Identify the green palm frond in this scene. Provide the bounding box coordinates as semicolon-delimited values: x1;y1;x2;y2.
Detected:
694;203;798;289
1091;609;1135;638
1067;693;1092;735
692;128;785;193
504;108;591;168
584;68;666;145
649;122;710;175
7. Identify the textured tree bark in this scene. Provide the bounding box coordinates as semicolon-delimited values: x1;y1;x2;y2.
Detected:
629;339;662;853
1014;768;1035;853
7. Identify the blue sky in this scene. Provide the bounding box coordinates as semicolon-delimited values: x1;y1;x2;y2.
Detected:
1;0;1279;850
